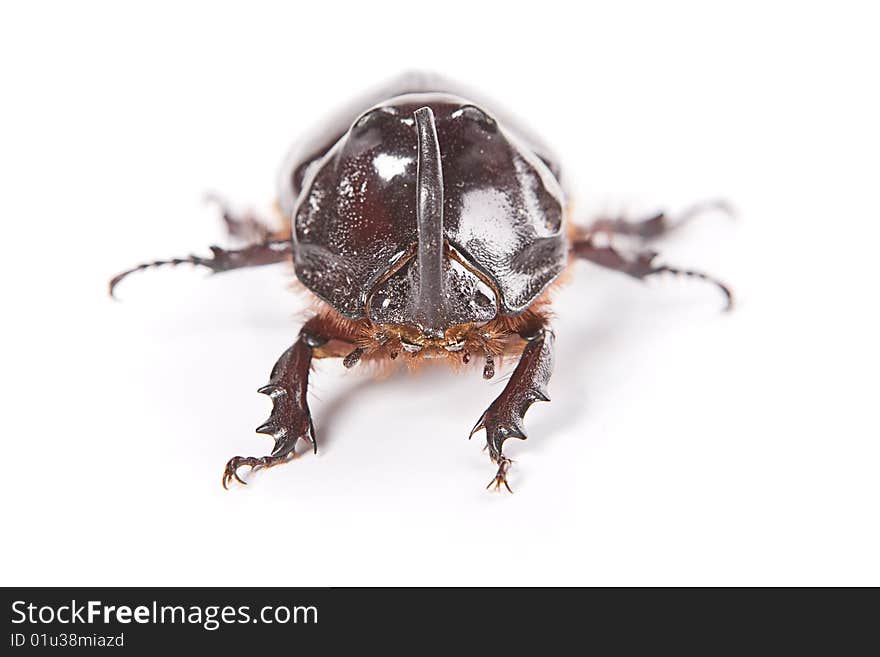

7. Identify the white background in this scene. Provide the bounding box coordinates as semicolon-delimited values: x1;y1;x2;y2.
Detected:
2;1;878;586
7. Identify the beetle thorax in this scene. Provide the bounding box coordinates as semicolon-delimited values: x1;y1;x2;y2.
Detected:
290;92;567;336
363;105;500;340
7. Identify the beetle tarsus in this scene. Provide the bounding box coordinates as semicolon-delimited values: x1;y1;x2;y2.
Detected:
222;453;296;489
486;455;514;493
652;263;734;311
108;241;292;297
572;239;733;311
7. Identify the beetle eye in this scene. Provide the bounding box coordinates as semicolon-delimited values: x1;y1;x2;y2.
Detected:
400;338;423;353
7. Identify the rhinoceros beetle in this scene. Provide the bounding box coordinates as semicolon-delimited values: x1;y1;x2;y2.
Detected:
110;73;732;492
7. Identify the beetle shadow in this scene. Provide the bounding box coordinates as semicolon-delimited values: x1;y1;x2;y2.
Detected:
310;362;484;455
309;277;652;459
511;282;648;455
309;374;381;451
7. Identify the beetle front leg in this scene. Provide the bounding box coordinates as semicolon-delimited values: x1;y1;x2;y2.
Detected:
222;317;334;488
469;328;554;493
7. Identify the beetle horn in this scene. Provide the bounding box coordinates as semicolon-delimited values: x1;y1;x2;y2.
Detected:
413;106;447;337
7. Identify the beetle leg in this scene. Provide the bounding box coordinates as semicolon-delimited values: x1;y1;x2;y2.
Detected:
222;318;330;489
469;328;554;493
572;239;734;311
584;199;734;240
205;193;290;243
108;240;291;297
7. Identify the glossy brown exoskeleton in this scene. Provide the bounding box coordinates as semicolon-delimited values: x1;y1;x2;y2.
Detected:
110;73;732;492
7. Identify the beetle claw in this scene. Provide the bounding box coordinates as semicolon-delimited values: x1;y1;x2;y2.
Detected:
222;452;298;489
486;456;514;493
222;457;247;489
